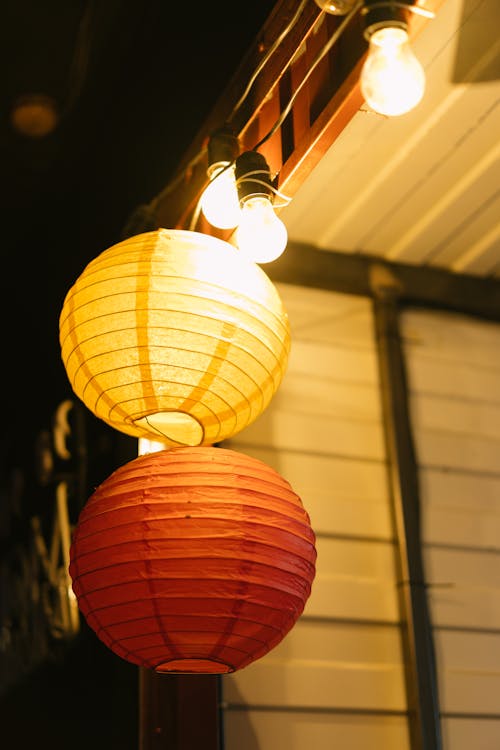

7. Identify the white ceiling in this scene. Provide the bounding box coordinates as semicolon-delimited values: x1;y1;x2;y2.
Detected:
280;0;500;279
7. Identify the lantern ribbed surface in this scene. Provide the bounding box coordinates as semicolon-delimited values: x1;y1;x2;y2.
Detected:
69;446;316;674
59;229;290;447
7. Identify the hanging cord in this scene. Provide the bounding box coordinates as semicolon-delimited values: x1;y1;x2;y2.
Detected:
220;0;362;215
140;0;363;228
235;169;292;208
188;166;293;232
146;0;314;216
228;0;311;125
190;3;364;227
161;0;429;220
190;0;360;219
252;0;363;152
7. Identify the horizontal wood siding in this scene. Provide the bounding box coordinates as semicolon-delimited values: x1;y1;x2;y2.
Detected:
222;620;406;710
221;285;409;750
223;712;409;750
401;308;500;749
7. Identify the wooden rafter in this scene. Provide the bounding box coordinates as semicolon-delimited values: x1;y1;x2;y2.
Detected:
154;0;440;236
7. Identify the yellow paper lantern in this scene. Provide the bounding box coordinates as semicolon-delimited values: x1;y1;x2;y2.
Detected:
59;229;290;447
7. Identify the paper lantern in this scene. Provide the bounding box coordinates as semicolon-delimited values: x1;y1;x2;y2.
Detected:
59;229;290;447
69;446;316;674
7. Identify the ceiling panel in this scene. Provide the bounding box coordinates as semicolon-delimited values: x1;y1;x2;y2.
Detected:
280;0;500;279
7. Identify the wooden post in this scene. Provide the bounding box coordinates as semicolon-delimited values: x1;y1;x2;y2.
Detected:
371;267;442;750
139;670;220;750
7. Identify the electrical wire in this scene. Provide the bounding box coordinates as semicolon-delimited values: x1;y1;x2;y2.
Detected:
235;170;292;208
228;0;311;124
144;0;361;225
145;0;314;216
252;0;363;152
189;2;359;226
188;0;431;228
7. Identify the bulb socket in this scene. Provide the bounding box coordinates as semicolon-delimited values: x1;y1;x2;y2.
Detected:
207;125;240;168
362;0;411;39
235;151;273;205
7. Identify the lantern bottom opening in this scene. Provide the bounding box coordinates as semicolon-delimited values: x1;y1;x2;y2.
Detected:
155;658;233;674
134;411;204;446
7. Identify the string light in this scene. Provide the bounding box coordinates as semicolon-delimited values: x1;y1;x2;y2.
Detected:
122;0;434;240
360;1;430;117
235;151;288;264
200;126;241;229
314;0;357;15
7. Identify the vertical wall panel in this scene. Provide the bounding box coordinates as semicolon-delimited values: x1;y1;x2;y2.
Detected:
221;285;410;750
401;308;500;749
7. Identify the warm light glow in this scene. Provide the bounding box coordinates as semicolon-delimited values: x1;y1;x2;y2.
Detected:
314;0;356;14
236;196;288;264
138;437;169;455
11;94;59;137
360;27;425;116
59;229;290;447
200;162;241;229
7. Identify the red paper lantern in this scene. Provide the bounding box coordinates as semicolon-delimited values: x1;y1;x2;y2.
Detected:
69;447;316;674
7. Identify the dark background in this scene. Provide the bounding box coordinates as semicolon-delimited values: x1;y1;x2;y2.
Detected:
0;2;276;746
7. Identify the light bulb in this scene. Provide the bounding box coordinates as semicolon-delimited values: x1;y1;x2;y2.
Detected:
360;26;425;116
314;0;357;14
200;162;241;229
236;195;288;264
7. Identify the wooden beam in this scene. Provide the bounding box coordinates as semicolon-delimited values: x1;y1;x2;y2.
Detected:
373;291;443;750
154;0;326;231
152;0;440;234
267;241;500;322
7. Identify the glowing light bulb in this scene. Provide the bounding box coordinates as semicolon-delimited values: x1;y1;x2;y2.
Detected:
200;161;241;229
236;195;288;264
314;0;357;15
360;26;425;116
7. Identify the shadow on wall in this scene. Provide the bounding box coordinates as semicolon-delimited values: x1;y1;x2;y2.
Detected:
221;677;261;750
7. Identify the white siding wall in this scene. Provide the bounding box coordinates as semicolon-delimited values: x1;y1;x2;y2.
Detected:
221;284;410;750
401;308;500;750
